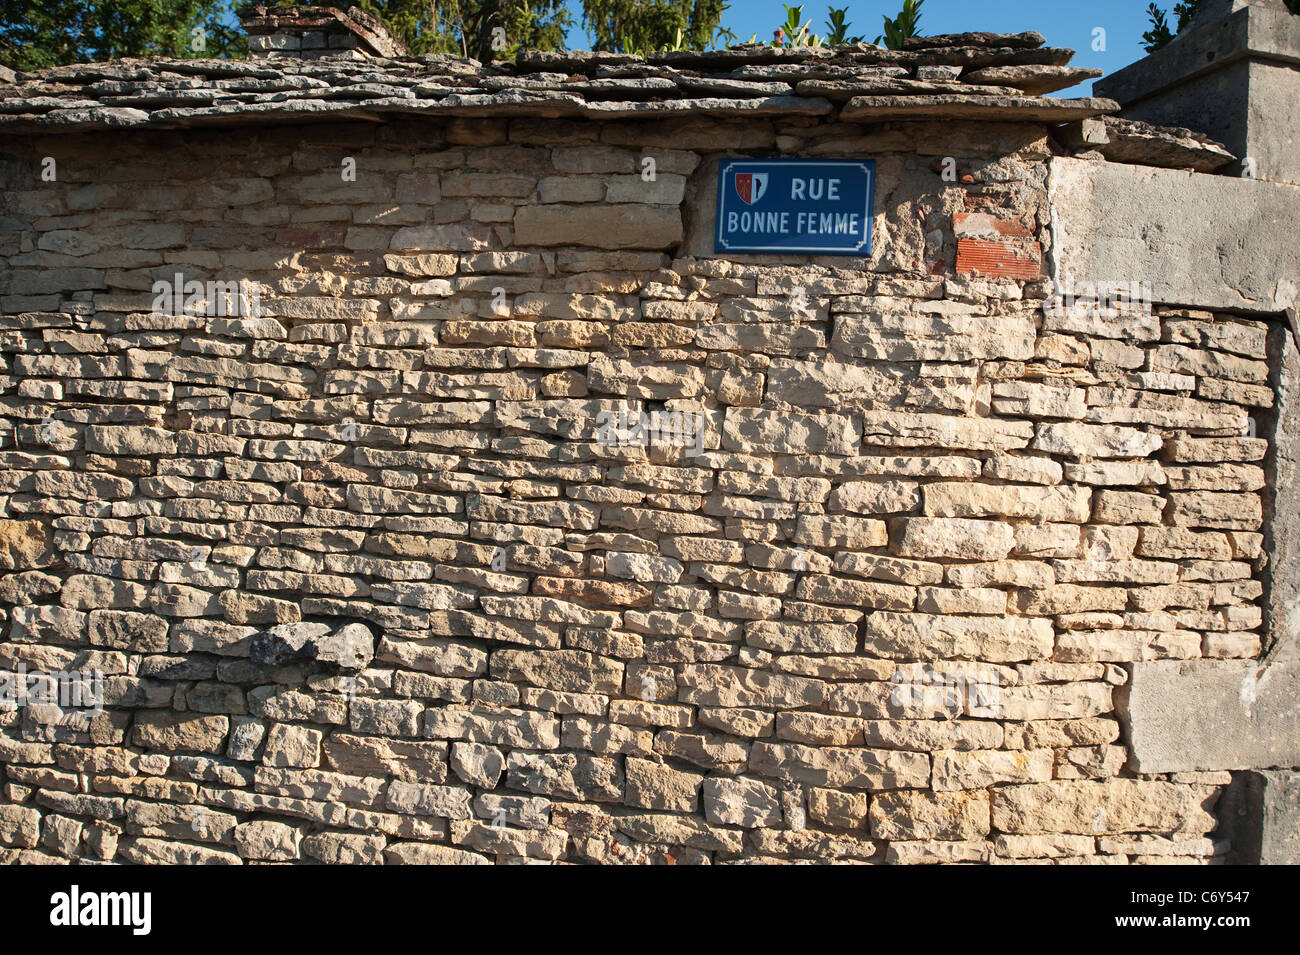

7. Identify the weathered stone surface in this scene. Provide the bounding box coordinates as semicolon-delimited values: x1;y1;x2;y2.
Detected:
863;612;1054;663
302;832;386;865
446;742;504;788
322;735;446;782
0;520;54;571
1050;156;1300;314
1033;423;1161;458
841;94;1115;123
233;820;301;861
514;205;682;249
931;749;1054;790
0;806;42;848
1119;659;1300;773
893;518;1015;561
624;758;702;812
263;724;322;769
1086;117;1236;172
827;480;921;514
749;742;929;789
120;838;242;865
870;791;991;841
425;706;560;749
131;713;229;754
703;777;782;828
833;311;1036;362
966;64;1103;95
490;650;623;694
861;413;1032;452
384;842;492;865
723;408;860;456
386;780;474;819
992;780;1216;835
249;621;375;670
923;483;1091;523
507;753;624;802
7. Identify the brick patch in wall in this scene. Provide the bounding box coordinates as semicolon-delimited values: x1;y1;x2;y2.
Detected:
955;237;1043;279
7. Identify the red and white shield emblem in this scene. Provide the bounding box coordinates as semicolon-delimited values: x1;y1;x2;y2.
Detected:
735;172;768;204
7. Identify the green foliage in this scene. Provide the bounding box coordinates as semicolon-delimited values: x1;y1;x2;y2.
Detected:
1172;0;1205;30
712;25;757;49
875;0;924;50
773;4;824;48
583;0;727;54
0;0;243;70
1141;3;1172;51
494;0;573;58
824;6;862;45
353;0;571;61
1142;0;1204;53
620;24;688;54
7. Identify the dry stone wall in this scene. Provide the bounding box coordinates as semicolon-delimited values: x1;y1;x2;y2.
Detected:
0;116;1274;864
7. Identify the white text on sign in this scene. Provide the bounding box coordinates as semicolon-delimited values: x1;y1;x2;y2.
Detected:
790;177;842;200
725;211;862;235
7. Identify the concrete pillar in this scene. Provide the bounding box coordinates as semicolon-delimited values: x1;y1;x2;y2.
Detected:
1094;0;1300;184
1217;770;1300;863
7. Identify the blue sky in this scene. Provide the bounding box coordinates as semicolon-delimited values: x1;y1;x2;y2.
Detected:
564;0;1162;98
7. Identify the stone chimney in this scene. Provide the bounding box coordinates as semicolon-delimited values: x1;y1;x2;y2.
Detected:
238;4;409;59
1095;0;1300;184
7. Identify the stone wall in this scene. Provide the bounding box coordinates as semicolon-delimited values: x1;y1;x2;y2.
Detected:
0;116;1274;863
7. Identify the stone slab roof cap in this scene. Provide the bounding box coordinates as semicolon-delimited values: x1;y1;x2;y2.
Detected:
0;29;1131;133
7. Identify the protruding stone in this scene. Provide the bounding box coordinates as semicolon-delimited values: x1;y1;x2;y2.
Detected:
250;621;375;670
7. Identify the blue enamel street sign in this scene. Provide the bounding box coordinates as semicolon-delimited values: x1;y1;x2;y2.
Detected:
715;158;875;255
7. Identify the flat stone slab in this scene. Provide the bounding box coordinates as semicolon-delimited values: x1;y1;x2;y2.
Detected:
840;94;1117;122
904;31;1047;50
584;94;834;118
962;64;1103;95
797;78;1023;99
1118;658;1300;773
903;47;1076;68
1098;116;1236;171
1055;117;1236;171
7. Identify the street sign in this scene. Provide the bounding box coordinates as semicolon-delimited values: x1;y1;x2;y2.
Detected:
715;158;875;255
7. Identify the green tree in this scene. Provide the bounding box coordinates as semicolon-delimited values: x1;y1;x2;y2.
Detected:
1142;0;1203;53
875;0;923;50
0;0;243;70
352;0;572;60
582;0;727;54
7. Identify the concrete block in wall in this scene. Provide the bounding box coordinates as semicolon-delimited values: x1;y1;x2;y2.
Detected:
1049;157;1300;314
1118;658;1300;773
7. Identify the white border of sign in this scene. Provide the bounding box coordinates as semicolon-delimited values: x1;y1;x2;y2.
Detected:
715;158;876;254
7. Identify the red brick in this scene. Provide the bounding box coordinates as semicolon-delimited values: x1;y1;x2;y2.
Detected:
955;237;1042;279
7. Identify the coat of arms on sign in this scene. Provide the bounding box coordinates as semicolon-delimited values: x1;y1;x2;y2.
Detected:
735;172;769;204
